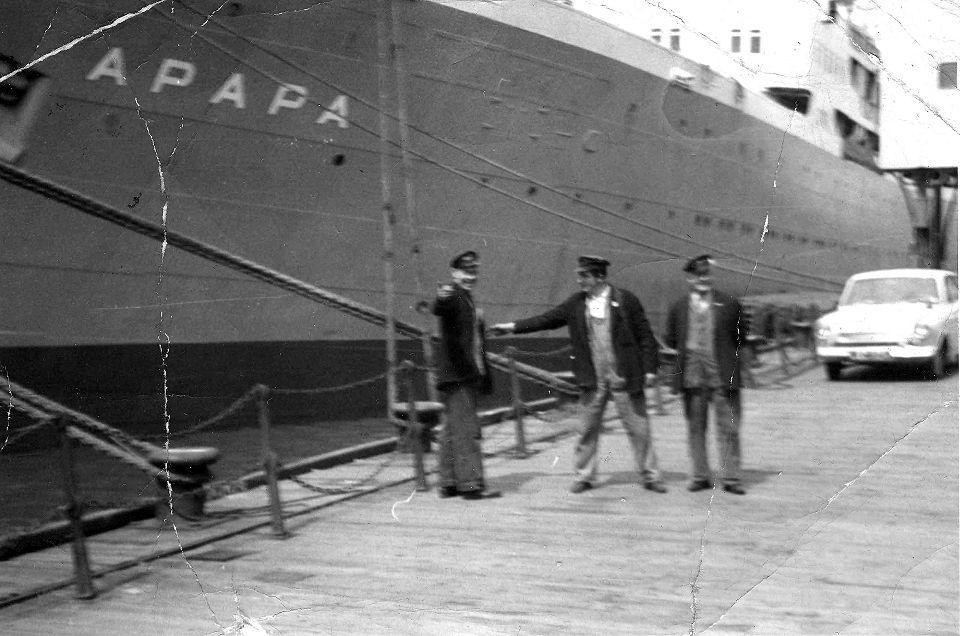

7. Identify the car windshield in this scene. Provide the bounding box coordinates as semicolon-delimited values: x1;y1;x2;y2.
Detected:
841;277;939;305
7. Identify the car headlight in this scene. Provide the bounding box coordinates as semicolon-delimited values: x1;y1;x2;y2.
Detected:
907;322;935;345
816;322;834;344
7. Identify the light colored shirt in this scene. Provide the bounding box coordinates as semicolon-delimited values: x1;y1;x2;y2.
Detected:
587;284;611;319
684;290;720;388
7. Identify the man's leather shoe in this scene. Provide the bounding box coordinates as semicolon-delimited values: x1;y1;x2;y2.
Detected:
461;489;502;500
722;484;746;495
570;481;593;494
438;486;458;499
644;482;667;494
687;480;713;492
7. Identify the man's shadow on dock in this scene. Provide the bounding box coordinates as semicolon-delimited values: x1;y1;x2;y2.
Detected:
604;468;781;489
490;468;781;494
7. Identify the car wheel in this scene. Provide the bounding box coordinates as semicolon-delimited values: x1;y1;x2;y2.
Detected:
925;343;948;380
825;362;842;381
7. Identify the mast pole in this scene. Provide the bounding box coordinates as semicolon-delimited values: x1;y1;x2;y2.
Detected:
390;0;438;401
376;0;398;408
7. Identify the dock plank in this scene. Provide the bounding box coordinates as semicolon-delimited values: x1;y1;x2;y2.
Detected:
0;364;956;634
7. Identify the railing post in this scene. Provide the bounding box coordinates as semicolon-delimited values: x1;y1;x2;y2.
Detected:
506;347;528;457
401;360;428;491
56;416;96;600
256;385;287;538
421;332;439;403
775;312;793;376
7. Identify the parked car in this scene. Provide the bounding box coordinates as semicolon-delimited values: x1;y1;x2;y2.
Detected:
815;269;959;380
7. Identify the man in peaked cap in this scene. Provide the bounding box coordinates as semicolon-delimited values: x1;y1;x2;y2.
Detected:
431;250;500;500
664;255;748;495
490;255;666;494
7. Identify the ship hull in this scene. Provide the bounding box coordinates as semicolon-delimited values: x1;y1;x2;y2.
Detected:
0;0;914;422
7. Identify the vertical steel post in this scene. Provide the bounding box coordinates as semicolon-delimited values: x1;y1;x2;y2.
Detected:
506;347;528;457
256;385;287;538
389;1;439;402
57;417;96;600
402;360;428;490
376;0;398;411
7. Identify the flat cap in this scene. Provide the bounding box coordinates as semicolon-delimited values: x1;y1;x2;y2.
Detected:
450;250;479;270
683;254;713;275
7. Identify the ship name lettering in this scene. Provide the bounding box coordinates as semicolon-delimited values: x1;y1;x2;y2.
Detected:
85;48;349;127
150;58;196;93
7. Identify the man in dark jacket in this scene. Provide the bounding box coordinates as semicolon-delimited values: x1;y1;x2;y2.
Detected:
664;255;747;495
432;250;499;500
491;256;666;494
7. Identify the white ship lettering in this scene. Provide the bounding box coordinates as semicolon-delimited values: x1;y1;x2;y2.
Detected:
86;47;349;127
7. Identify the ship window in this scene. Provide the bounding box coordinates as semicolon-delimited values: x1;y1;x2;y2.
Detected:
731;30;741;53
764;87;811;114
863;69;878;103
651;28;662;44
939;62;958;89
670;29;680;51
750;30;761;53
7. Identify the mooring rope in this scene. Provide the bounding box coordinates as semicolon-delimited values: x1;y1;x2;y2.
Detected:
0;162;579;397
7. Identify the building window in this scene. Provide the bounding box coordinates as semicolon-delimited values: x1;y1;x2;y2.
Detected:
670;29;680;51
731;30;741;53
651;28;661;44
750;30;761;53
939;62;958;89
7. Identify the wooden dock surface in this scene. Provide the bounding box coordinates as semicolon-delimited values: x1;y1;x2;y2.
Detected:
1;363;957;634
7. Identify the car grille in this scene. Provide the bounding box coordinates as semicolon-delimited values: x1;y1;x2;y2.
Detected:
837;332;901;345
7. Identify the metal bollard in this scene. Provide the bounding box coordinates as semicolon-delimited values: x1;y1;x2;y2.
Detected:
56;417;96;600
255;385;287;538
505;347;529;457
401;361;428;491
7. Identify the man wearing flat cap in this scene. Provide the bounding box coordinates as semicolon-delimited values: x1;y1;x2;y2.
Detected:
432;250;499;500
491;255;666;494
664;255;748;495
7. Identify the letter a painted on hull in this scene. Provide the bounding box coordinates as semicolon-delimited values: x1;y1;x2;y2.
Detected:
317;95;349;128
86;47;127;85
268;84;307;115
210;73;246;109
151;59;197;93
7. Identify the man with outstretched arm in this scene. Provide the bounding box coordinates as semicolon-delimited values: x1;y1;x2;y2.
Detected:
490;255;666;494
